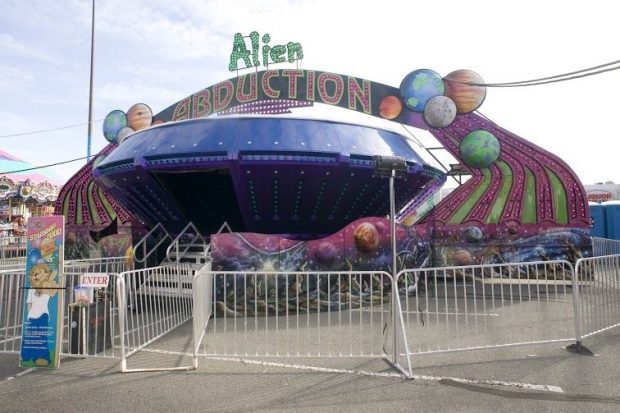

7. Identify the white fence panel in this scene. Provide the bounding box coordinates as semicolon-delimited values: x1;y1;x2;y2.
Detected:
396;260;576;360
0;257;128;358
0;257;25;271
574;254;620;340
117;264;195;371
193;262;212;361
0;269;26;353
196;270;394;359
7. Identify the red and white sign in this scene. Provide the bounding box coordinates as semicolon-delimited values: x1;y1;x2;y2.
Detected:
79;273;110;288
587;190;614;203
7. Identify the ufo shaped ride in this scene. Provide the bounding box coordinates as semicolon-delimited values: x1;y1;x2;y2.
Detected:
93;116;444;239
57;68;592;268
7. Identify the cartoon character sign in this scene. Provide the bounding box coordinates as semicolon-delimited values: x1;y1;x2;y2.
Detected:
19;216;65;368
21;264;59;366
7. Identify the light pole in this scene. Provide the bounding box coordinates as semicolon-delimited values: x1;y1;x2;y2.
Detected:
372;155;407;367
372;155;408;277
87;0;95;162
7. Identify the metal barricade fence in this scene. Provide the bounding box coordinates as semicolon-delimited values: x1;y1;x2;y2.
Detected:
395;260;576;366
0;257;128;358
193;262;212;362
63;264;125;359
193;270;395;359
0;269;26;353
116;264;194;372
65;257;131;275
0;240;26;261
573;254;620;341
591;237;620;257
0;257;25;271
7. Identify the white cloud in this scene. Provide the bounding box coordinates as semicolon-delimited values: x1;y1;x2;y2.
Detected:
1;0;620;187
0;33;56;62
0;65;34;93
96;80;188;113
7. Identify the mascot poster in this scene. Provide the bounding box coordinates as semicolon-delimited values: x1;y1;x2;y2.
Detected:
19;216;65;368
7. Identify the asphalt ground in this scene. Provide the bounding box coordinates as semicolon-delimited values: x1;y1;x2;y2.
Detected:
1;323;620;412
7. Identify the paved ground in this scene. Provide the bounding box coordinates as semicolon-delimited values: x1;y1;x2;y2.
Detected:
1;324;620;412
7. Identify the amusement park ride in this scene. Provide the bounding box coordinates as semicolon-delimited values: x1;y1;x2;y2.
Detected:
55;36;591;276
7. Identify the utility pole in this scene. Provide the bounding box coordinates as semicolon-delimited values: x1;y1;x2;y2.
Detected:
87;0;95;162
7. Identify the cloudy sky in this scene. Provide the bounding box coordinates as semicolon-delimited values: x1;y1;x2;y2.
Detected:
1;0;618;187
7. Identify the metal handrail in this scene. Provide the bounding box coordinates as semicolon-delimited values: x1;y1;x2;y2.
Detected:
165;222;208;263
133;223;173;264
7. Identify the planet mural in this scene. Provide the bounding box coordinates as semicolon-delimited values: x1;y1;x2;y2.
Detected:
448;249;473;266
444;69;486;114
459;129;500;169
127;103;153;131
315;241;338;264
465;226;483;242
353;222;380;253
423;95;457;128
379;95;403;120
102;110;127;143
399;69;445;112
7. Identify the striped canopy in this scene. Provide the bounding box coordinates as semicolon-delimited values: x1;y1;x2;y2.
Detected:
0;149;64;186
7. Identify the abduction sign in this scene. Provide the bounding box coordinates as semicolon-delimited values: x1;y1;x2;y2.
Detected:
19;216;65;368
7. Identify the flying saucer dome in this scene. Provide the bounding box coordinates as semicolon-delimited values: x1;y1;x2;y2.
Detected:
94;116;445;238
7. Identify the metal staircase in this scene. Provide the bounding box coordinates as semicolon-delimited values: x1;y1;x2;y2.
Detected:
165;222;209;265
132;223;173;268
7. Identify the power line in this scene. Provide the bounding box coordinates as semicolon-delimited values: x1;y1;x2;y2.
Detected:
446;59;620;87
0;156;90;175
0;119;103;139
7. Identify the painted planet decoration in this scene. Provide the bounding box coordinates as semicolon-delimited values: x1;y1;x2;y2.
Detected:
315;241;338;264
423;95;457;128
379;95;403;120
117;127;135;144
443;69;486;114
353;222;380;253
465;226;483;242
450;249;473;266
127;103;153;131
374;220;387;234
399;69;445;112
459;129;500;169
103;110;127;143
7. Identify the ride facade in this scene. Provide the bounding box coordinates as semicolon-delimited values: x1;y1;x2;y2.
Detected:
54;66;591;274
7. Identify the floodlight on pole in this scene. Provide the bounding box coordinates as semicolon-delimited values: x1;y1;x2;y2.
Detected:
372;155;407;366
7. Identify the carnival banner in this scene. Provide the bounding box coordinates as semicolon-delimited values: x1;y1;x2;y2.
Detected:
19;216;65;368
